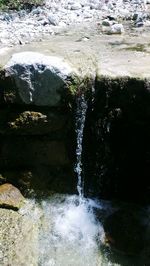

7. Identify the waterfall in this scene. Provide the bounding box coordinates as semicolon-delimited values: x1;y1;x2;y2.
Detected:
18;86;117;266
75;93;87;198
34;89;109;266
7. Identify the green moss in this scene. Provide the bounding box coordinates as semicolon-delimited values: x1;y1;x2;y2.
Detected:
68;75;94;97
125;44;146;52
0;0;44;10
68;75;81;96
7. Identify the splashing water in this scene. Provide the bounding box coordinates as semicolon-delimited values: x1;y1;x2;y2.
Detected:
36;93;112;265
17;90;121;266
36;93;113;266
75;93;87;198
38;195;109;266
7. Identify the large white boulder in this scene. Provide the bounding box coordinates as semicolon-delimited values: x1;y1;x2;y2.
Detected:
5;52;73;106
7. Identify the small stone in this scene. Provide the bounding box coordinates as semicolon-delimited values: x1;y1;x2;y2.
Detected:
110;23;124;34
136;21;144;27
107;2;114;10
71;3;82;10
107;15;118;21
48;14;59;26
18;10;27;18
0;183;25;210
133;13;139;21
102;19;112;26
31;7;42;16
41;19;49;26
3;13;12;22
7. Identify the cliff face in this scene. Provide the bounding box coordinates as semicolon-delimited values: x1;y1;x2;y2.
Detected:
83;76;150;203
1;33;150;203
0;52;77;195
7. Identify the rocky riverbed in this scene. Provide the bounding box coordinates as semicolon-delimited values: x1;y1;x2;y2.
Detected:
0;0;150;46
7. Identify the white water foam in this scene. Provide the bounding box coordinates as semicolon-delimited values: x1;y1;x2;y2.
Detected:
38;195;109;266
35;93;119;266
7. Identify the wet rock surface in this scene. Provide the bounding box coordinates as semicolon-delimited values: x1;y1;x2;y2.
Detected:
104;208;147;254
83;77;150;203
100;202;150;265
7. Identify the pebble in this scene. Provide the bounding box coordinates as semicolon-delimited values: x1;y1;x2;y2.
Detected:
135;21;144;27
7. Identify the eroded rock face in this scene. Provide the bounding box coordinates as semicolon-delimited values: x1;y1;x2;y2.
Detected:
0;52;77;195
0;183;25;210
0;138;70;168
0;110;68;135
4;52;73;106
83;76;150;203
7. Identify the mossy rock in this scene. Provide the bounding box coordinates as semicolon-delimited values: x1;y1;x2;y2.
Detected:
0;109;69;135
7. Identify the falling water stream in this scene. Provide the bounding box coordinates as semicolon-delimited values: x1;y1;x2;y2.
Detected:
19;94;124;266
33;93;112;266
74;93;87;198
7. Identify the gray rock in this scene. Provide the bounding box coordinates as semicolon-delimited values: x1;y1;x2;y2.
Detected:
31;7;42;16
48;14;59;26
5;52;73;107
133;13;139;20
136;21;144;27
102;19;112;26
3;13;12;22
18;10;27;18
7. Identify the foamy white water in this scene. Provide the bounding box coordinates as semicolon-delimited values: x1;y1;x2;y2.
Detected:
36;94;119;266
37;194;115;266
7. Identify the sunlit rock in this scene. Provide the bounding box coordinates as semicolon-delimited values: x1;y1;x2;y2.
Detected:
0;183;25;210
5;52;73;106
